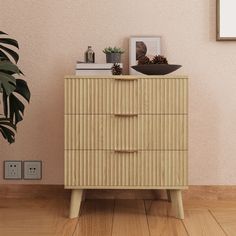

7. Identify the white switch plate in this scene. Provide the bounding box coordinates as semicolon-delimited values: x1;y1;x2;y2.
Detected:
23;161;42;180
4;161;22;179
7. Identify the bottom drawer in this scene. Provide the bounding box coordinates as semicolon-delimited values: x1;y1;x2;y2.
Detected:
64;150;187;188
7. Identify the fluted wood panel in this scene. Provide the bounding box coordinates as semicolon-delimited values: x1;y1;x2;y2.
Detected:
138;77;188;114
65;78;113;114
64;75;188;189
65;150;187;188
65;76;187;115
65;77;138;115
113;78;138;115
114;116;138;150
65;115;138;150
65;115;187;150
139;115;187;150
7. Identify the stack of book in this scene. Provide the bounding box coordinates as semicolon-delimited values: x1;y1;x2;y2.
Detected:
75;62;123;75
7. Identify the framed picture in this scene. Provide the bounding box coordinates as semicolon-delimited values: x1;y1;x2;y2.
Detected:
217;0;236;41
129;36;161;74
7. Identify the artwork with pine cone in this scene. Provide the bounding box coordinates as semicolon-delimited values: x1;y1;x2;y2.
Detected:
151;55;168;64
112;63;122;75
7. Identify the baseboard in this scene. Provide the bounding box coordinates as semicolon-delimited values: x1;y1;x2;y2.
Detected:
183;185;236;201
0;184;69;199
1;185;236;200
86;186;236;200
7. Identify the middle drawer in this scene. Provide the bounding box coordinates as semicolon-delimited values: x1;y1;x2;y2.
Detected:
65;115;187;150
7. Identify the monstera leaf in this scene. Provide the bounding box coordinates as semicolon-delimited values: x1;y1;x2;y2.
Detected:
7;79;30;125
0;118;16;144
0;31;19;63
0;31;30;144
0;60;17;95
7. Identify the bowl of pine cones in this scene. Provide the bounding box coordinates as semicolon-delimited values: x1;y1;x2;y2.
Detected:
132;55;181;75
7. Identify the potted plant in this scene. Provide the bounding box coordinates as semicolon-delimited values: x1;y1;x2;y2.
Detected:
0;31;30;144
103;46;124;63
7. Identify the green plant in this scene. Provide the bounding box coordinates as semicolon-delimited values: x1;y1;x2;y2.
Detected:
0;31;30;144
103;46;125;54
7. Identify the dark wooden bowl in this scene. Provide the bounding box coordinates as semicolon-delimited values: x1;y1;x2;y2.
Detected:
131;64;182;75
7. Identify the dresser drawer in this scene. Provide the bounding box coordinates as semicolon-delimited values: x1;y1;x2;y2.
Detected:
65;77;138;115
65;114;187;150
65;150;188;188
65;77;187;115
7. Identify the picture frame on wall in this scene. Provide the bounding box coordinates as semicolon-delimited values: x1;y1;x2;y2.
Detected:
217;0;236;41
129;36;161;74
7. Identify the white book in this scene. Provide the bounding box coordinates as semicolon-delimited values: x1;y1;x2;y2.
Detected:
76;69;112;75
76;63;123;70
75;63;123;75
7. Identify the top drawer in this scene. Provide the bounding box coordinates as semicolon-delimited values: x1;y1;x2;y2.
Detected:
64;76;188;115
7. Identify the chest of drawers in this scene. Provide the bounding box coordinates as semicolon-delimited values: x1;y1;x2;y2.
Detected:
65;75;188;219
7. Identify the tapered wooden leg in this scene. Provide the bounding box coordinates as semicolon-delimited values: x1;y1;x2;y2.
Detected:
69;189;83;219
169;190;184;219
166;190;171;202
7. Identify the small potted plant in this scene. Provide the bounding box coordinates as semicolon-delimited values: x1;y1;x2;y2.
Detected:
103;46;124;63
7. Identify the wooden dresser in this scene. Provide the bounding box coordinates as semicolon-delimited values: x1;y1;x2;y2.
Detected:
64;75;188;219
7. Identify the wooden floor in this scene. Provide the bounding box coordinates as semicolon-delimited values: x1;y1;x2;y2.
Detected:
1;192;236;236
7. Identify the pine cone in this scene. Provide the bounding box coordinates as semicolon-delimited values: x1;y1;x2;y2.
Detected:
138;56;150;65
112;63;122;75
151;55;168;64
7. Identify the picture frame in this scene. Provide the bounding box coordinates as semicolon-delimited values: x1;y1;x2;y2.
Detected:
217;0;236;41
129;36;161;74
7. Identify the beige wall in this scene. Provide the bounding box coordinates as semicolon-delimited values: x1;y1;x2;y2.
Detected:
0;0;236;185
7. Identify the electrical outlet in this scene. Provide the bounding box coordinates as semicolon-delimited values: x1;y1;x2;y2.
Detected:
4;161;22;179
23;161;42;180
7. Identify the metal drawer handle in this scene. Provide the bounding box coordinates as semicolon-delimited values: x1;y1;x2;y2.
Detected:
114;113;138;117
114;150;138;153
114;77;138;81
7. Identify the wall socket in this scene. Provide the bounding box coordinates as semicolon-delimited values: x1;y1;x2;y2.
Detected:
4;161;22;179
23;161;42;180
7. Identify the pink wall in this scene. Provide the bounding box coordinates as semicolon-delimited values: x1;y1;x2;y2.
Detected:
1;0;236;185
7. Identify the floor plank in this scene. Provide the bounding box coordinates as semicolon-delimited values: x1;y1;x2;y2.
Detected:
74;200;114;236
183;209;226;236
0;197;78;236
55;198;79;236
210;209;236;236
1;192;236;236
112;200;150;236
145;200;188;236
